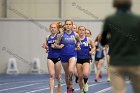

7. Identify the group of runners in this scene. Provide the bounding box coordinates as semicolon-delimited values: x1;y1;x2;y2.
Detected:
42;20;110;93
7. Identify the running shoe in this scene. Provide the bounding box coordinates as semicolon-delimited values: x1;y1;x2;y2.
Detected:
81;89;86;93
94;78;98;82
58;80;62;84
83;83;88;92
107;77;111;82
67;87;74;93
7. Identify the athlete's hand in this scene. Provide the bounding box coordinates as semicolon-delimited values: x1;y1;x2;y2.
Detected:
76;45;81;51
46;49;48;53
96;48;100;51
51;43;64;49
90;51;95;55
42;43;48;49
51;44;55;48
59;44;64;48
42;43;46;48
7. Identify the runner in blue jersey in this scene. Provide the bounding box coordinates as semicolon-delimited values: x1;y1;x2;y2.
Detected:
54;20;81;93
85;29;94;62
77;26;95;93
42;23;62;93
94;34;105;82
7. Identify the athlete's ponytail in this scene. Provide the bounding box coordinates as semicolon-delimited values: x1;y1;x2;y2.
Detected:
56;22;64;34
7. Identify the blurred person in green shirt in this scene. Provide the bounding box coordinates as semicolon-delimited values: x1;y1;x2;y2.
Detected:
101;0;140;93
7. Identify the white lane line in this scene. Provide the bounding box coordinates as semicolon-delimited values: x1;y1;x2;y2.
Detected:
88;80;107;83
0;82;43;92
0;80;48;86
95;87;112;93
25;84;66;93
64;82;108;93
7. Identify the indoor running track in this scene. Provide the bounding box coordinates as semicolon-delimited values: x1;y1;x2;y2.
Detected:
0;73;133;93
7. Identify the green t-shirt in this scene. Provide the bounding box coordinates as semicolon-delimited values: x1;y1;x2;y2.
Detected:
101;10;140;66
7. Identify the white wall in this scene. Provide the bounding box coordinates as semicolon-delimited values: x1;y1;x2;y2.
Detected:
63;0;114;20
63;0;140;19
0;0;139;19
0;19;103;74
7;0;60;19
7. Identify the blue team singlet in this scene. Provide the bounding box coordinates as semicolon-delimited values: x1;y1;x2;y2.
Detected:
77;37;90;59
47;34;60;58
95;42;104;59
60;31;77;55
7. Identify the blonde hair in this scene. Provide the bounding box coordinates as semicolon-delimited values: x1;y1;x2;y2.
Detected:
50;22;64;34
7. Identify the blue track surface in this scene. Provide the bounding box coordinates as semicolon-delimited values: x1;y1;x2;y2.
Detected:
0;73;133;93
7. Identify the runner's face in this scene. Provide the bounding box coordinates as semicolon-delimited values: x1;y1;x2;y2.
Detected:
65;21;73;31
98;35;102;41
50;24;58;34
72;25;77;32
86;30;91;37
78;27;86;36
